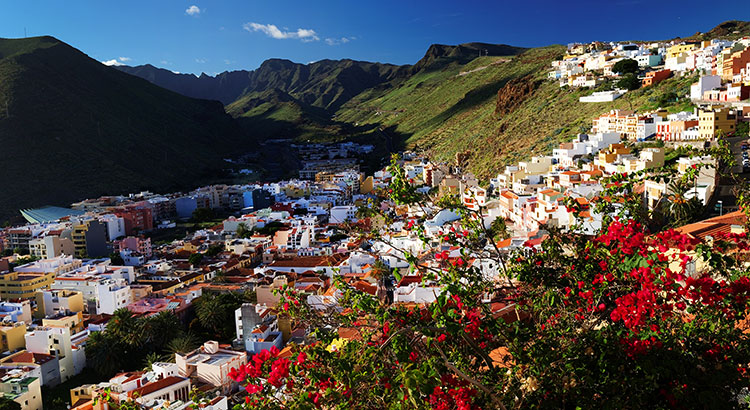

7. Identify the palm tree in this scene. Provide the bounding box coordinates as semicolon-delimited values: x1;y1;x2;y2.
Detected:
666;176;704;228
86;331;126;377
167;333;200;355
142;311;182;352
196;293;247;340
107;308;142;346
0;396;21;410
142;352;172;371
196;294;225;336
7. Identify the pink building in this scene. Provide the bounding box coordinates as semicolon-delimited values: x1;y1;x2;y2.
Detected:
126;297;187;318
113;236;152;257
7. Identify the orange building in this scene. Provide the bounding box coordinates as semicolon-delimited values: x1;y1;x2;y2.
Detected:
642;69;671;87
722;47;750;82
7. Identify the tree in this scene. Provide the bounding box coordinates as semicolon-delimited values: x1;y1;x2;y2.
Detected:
205;243;223;257
617;73;641;91
86;331;127;377
109;252;124;266
194;292;247;341
664;172;705;228
612;58;639;75
191;207;215;223
0;397;21;410
141;311;182;352
188;253;203;267
236;222;251;239
736;121;749;139
107;309;142;345
166;333;200;355
489;217;511;242
142;352;171;371
227;155;750;410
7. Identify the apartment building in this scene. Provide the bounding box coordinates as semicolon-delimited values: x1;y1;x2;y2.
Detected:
698;107;737;139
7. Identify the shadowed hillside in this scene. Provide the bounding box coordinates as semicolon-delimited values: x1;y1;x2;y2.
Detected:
0;36;245;223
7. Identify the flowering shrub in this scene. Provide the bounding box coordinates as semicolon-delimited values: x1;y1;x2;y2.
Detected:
230;156;750;409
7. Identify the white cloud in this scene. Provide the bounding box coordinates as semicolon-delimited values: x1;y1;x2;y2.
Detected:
325;36;355;46
118;57;131;62
101;59;124;66
224;59;233;65
160;60;170;65
195;58;207;64
185;5;200;16
243;22;319;42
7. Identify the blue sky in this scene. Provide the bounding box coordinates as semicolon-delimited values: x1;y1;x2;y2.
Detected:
0;1;747;75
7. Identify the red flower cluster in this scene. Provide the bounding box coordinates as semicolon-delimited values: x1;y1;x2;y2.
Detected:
620;336;663;357
428;374;480;410
595;219;646;256
610;289;657;331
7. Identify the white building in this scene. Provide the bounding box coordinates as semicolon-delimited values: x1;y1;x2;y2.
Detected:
690;75;721;100
98;214;126;241
176;341;247;392
579;89;627;102
24;326;81;384
330;205;358;224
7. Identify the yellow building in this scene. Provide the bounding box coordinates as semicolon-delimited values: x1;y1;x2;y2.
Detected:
698;107;737;139
42;311;84;335
70;384;96;406
0;322;27;353
281;186;311;199
594;143;631;167
0;272;56;300
360;176;374;195
71;223;88;258
0;370;42;410
666;43;697;59
34;289;84;319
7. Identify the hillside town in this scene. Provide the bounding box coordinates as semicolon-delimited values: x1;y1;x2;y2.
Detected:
0;35;748;410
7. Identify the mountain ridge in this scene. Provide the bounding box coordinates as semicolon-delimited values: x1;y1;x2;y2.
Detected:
0;35;246;223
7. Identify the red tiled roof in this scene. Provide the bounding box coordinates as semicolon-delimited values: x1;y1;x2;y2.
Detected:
398;275;422;287
675;210;746;240
6;351;56;365
129;376;185;398
353;280;377;295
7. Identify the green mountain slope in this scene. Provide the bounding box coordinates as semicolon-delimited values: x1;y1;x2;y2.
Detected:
117;43;527;146
118;58;410;110
0;36;245;223
337;45;698;178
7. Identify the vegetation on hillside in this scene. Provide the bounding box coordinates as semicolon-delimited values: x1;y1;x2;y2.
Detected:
337;45;699;179
0;36;246;223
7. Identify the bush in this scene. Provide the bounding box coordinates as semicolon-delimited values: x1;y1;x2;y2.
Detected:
617;73;641;91
191;207;215;223
227;154;750;409
612;58;639;75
